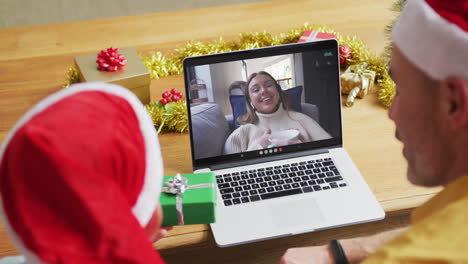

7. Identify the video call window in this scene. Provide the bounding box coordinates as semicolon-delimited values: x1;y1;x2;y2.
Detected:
186;50;341;161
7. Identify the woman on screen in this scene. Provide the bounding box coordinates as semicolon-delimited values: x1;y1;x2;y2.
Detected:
224;71;331;154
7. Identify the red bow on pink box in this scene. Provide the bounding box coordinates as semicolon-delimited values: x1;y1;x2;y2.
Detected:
96;47;127;71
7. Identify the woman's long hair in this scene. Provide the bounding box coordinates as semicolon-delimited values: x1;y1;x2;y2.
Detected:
238;71;290;125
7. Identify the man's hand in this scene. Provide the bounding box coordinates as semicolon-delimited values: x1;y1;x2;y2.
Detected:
151;226;173;243
146;204;174;243
281;245;334;264
280;227;408;264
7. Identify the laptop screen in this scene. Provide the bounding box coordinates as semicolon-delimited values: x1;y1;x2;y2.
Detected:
183;40;343;169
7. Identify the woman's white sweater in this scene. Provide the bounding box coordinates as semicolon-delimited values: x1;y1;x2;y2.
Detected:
223;105;331;154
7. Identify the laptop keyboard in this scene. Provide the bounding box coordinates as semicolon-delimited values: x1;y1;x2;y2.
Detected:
216;157;347;206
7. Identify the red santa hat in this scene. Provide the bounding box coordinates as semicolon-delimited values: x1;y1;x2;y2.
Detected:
392;0;468;81
0;82;165;263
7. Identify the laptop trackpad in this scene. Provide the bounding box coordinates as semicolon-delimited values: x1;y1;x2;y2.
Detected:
269;198;325;228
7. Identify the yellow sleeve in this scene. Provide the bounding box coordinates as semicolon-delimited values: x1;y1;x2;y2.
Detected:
363;196;468;263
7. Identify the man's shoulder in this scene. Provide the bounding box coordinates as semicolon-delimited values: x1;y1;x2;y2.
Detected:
412;174;468;223
364;191;468;263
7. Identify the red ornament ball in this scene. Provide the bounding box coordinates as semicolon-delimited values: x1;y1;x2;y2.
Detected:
339;44;352;66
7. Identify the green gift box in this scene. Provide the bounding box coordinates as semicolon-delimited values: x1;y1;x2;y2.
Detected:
160;172;216;226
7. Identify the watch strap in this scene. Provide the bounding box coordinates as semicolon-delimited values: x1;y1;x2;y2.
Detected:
330;239;349;264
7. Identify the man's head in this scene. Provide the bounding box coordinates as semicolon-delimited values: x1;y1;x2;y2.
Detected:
0;83;165;263
390;0;468;186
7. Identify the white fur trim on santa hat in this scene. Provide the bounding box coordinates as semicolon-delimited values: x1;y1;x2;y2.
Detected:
392;0;468;82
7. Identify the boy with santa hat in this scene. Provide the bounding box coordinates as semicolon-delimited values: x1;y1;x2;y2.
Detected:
0;82;169;263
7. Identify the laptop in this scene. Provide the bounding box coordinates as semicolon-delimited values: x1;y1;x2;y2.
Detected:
182;39;385;247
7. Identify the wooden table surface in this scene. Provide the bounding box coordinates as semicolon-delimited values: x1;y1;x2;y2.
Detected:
0;0;441;262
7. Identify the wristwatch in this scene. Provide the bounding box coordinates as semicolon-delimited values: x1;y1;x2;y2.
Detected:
330;239;349;264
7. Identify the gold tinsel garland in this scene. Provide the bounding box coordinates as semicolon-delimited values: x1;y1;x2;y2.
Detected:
145;101;188;133
65;66;80;88
64;23;396;131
